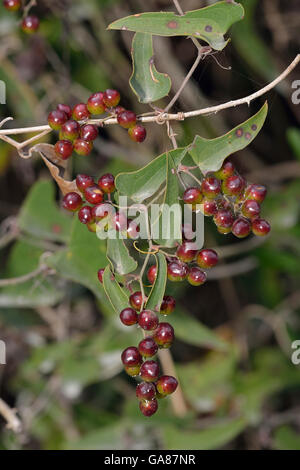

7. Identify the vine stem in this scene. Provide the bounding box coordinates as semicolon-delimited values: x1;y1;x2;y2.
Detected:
0;55;298;143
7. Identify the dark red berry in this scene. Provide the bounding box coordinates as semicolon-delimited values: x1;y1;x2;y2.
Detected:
214;209;234;234
91;203;110;221
160;296;176;315
78;206;94;225
176;241;198;263
196;248;218;269
120;307;138;326
156;375;178;396
128;125;146;143
62;192;82;212
117;110;136;129
167;260;189;282
183;187;203;207
136;382;156;401
115;106;126;115
147;265;157;285
84;185;103;205
139;399;158;417
242;200;261;220
74;138;93;156
87;92;106;115
48;110;68;131
60;120;81;141
72;103;90;121
121;346;142;366
97;268;104;283
245;184;267;203
214;161;235;180
56;103;72;119
202;199;218;216
138;310;159;331
54;140;73;160
222;175;245;196
252;218;271;236
98;173;115;193
201;176;221;199
125;365;141;377
80;124;98;141
76;174;94;193
140;360;160;382
154;322;174;348
21;15;40;34
103;89;121;108
187;267;207;286
4;0;21;11
138;337;158;358
232;217;251;238
129;291;143;310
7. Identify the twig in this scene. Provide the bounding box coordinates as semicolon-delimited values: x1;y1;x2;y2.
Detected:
0;252;54;286
206;257;258;280
0;398;22;433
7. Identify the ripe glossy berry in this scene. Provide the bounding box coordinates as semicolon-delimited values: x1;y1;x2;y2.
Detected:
160;295;176;315
97;268;104;283
98;173;115;193
167;260;189;282
91;203;110;221
136;382;156;401
103;89;121;108
222;175;245;196
121;346;142;367
129;291;143;310
54;140;73;160
3;0;21;11
74;138;93;156
78;206;94;225
245;184;267;203
183;187;202;207
120;307;138;326
176;241;198;263
154;322;174;348
87;92;106;115
242;200;261;220
156;375;178;396
201;176;221;199
139;399;158;417
187;267;207;286
56;103;72;119
72;103;90;121
140;360;160;382
62;192;82;212
252;218;271;236
196;248;218;269
48;110;68;131
202;199;218;216
21;15;40;34
232;217;251;238
147;265;157;285
125;365;141;377
128;125;146;143
60;120;81;141
117;110;136;129
214;209;234;234
84;185;103;205
214;161;235;180
138;310;159;331
115;106;126;115
138;337;158;358
76;174;94;193
80;124;98;142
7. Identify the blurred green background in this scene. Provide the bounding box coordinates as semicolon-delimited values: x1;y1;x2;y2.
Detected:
0;0;300;450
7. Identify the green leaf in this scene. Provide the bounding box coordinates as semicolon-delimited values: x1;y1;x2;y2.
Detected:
108;1;245;51
146;252;167;311
18;180;72;243
106;238;137;275
130;33;171;103
46;218;107;301
188;102;268;174
287;127;300;161
273;426;300;450
102;265;129;313
116;147;187;203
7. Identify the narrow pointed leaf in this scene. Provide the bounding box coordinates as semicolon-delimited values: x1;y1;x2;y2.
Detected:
102;266;129;313
146;252;167;312
107;238;137;275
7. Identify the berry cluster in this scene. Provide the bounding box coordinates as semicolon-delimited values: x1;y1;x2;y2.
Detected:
3;0;40;34
48;90;146;160
182;160;271;238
